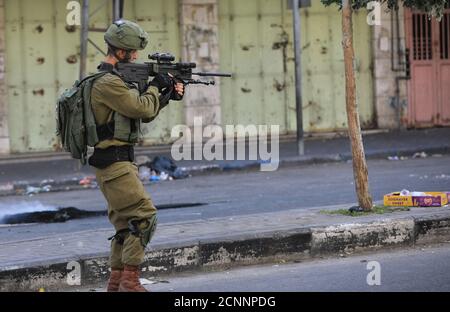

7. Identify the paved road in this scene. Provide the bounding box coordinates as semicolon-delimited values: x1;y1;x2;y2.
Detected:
0;156;449;242
72;243;450;292
142;243;450;292
2;128;449;185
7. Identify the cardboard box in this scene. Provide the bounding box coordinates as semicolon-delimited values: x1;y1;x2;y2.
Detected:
383;192;449;207
427;192;450;203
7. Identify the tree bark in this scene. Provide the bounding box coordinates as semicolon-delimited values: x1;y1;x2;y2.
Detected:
341;0;373;211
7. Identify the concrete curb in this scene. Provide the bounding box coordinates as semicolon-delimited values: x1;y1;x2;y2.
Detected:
1;214;449;291
1;145;448;197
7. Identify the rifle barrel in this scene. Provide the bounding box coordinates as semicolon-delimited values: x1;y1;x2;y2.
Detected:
192;72;232;77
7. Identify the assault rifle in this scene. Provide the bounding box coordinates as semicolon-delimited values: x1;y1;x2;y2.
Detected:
116;53;232;99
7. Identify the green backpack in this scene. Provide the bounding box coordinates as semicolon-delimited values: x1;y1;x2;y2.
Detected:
56;72;108;165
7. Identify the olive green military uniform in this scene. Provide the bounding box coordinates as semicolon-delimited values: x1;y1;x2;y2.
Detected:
91;72;160;268
85;18;179;292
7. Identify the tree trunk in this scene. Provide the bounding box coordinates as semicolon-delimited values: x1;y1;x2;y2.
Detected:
341;0;373;211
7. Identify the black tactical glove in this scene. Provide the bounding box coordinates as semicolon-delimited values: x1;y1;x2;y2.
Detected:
148;73;173;92
170;77;184;101
171;92;183;101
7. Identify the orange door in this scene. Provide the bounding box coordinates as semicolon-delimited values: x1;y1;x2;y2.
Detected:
405;3;450;127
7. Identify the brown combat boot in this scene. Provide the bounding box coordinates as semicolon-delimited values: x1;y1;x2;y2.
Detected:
118;265;148;292
106;269;122;292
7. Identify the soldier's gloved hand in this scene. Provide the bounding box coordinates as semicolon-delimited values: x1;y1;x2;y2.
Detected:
148;74;173;92
171;78;185;101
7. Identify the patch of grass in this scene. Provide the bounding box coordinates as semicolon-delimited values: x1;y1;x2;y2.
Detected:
320;205;410;217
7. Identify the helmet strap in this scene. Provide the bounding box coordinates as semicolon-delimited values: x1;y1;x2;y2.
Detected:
114;49;132;63
123;50;132;62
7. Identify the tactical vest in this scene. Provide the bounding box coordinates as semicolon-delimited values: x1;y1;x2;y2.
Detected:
94;64;141;144
95;98;140;144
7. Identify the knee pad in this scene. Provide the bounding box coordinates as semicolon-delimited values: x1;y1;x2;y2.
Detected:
108;228;129;245
128;214;157;248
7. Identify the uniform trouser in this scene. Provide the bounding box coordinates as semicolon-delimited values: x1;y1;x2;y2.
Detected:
95;161;157;269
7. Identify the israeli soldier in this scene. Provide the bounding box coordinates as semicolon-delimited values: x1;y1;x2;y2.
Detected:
89;20;184;292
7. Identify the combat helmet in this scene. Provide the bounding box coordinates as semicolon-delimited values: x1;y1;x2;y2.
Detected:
104;19;148;50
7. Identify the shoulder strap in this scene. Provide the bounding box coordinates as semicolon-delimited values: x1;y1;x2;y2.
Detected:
76;71;108;87
91;68;118;142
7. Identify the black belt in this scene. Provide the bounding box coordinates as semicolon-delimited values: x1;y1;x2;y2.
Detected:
88;145;134;169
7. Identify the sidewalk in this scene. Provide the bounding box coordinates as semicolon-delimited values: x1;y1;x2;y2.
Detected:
1;203;449;291
0;128;449;196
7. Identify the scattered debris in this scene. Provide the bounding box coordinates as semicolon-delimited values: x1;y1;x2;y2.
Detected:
348;206;364;213
387;156;408;161
139;278;169;285
412;151;428;159
0;183;14;192
79;176;97;187
26;185;51;195
39;179;55;185
138;156;190;182
436;174;450;180
138;166;151;181
400;189;426;196
147;171;170;182
160;172;169;181
139;278;157;285
136;155;151;166
149;174;160;182
150;156;189;179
